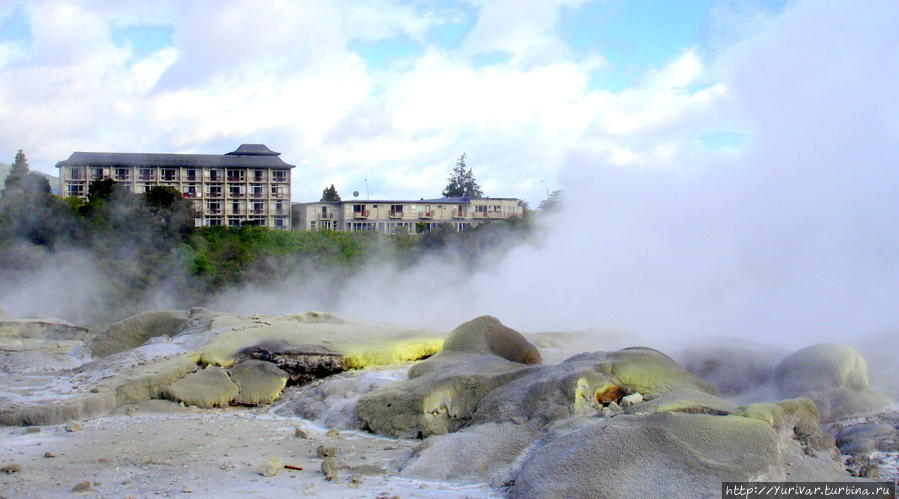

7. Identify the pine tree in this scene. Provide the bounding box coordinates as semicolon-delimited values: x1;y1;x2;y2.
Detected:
321;184;341;202
2;150;30;196
442;153;483;198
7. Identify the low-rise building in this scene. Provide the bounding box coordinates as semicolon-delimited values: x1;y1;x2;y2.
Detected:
56;144;294;229
294;197;524;233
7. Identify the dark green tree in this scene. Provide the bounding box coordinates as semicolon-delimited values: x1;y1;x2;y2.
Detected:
0;149;73;246
2;150;30;196
442;153;483;198
321;184;341;201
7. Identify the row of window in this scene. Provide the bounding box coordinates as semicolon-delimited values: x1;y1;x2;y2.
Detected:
65;182;287;199
204;217;287;228
66;167;288;183
204;201;287;215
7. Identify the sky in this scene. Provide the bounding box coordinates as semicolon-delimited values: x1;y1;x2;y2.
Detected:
0;0;789;205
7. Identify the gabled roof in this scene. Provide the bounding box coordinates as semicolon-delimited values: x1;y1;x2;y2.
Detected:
55;144;295;169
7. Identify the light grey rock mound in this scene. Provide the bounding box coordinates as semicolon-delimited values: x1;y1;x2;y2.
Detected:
400;421;538;483
90;309;189;357
356;316;543;438
774;344;889;420
163;365;238;408
442;316;541;364
229;359;288;405
0;317;91;341
509;412;847;499
0;348;198;425
356;353;532;438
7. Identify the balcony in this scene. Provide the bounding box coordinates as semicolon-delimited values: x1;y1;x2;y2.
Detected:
353;210;370;219
452;211;467;219
250;192;265;199
389;211;404;218
419;211;433;219
227;175;245;183
250;208;266;215
207;191;223;199
138;174;155;181
317;213;334;220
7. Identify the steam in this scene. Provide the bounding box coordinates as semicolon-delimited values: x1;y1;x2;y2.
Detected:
213;1;899;350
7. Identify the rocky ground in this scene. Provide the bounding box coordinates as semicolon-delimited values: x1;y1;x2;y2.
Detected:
1;308;896;498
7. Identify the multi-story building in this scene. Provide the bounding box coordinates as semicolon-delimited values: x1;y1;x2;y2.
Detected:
56;144;294;229
293;197;524;234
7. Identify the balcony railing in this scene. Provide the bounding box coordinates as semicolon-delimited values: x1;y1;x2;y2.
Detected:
419;211;433;219
207;191;223;198
250;208;266;215
353;210;370;219
139;174;155;181
318;213;334;220
250;192;265;198
453;212;466;219
389;211;404;218
227;175;245;182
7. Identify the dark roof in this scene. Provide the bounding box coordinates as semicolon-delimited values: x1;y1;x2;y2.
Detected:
55;144;294;169
226;144;280;156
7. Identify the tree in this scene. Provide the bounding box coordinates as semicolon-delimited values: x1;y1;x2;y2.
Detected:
2;150;30;196
442;153;483;198
321;184;341;202
538;190;563;212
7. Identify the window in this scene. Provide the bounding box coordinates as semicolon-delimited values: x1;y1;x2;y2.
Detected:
92;168;104;180
66;183;85;197
208;169;222;181
207;201;222;214
253;169;266;182
272;170;287;182
274;201;284;214
162;169;177;181
251;185;264;198
229;185;243;197
115;168;130;180
186;169;197;181
208;185;222;197
186;184;199;198
476;205;487;213
207;218;222;226
228;218;241;227
274;218;285;228
252;202;264;214
227;169;245;182
69;167;85;180
231;202;240;214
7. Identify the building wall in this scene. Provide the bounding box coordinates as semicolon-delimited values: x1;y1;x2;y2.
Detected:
60;165;291;229
295;198;523;234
